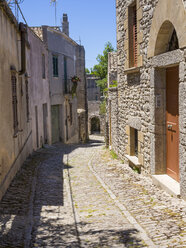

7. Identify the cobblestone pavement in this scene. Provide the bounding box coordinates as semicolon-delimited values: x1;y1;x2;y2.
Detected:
0;135;186;247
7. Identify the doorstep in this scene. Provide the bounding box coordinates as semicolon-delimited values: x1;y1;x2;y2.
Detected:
152;174;180;198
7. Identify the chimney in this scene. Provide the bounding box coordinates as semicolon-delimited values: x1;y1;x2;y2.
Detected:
62;13;69;36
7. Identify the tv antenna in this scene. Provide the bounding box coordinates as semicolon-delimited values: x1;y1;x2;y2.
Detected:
50;0;57;26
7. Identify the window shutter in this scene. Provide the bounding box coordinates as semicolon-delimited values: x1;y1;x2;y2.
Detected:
133;5;137;67
128;3;137;68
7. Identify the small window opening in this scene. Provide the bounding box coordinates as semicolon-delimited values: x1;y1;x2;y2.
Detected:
53;55;58;77
130;127;138;157
168;29;179;52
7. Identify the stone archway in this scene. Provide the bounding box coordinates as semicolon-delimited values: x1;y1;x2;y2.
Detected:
90;116;100;134
147;0;186;58
154;21;179;56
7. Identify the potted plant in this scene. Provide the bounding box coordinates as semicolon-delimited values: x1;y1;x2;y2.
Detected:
71;76;81;97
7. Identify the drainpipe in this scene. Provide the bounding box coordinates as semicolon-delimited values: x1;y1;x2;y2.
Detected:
19;22;27;75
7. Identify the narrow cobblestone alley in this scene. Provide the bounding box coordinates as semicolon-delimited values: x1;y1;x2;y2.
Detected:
0;135;186;247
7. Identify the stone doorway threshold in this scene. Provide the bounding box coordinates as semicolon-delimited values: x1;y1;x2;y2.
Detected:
152;174;180;198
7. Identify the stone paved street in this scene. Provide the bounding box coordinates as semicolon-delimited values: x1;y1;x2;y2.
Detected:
0;135;186;247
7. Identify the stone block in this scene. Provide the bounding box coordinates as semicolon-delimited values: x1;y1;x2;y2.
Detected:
138;131;144;143
124;40;128;50
138;31;143;44
124;19;128;31
137;7;143;21
138;55;143;67
127;116;141;130
179;61;185;82
126;125;130;135
138;141;141;153
126;145;130;155
138;153;144;166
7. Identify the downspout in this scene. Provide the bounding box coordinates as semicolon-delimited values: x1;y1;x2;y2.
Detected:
19;22;27;75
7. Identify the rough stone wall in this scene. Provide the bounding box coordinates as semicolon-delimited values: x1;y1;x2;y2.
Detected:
113;0;186;199
86;74;101;101
108;52;118;87
116;0;160;174
108;88;119;153
107;52;118;152
76;45;88;142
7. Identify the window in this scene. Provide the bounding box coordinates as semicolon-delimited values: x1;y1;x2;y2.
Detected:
130;127;138;157
25;80;29;122
64;57;67;93
11;74;18;134
42;54;45;79
128;2;137;67
53;55;58;77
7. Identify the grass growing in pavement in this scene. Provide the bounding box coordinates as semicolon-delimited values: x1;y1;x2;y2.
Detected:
110;150;118;159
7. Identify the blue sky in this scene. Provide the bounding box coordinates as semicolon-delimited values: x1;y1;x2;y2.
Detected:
18;0;117;70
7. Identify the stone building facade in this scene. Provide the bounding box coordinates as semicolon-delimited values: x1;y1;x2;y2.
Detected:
108;0;186;199
27;28;52;150
32;14;88;144
86;74;105;135
0;1;32;200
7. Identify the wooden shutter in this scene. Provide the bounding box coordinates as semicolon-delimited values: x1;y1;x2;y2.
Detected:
133;5;137;67
11;74;18;132
129;3;137;67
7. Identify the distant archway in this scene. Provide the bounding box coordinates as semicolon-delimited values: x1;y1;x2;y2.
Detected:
91;116;100;134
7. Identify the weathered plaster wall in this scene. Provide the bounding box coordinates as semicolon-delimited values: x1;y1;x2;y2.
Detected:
87;74;101;101
0;2;32;200
27;29;52;150
42;26;79;143
76;45;88;142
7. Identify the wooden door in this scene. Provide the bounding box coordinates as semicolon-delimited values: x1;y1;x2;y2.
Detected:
166;66;179;182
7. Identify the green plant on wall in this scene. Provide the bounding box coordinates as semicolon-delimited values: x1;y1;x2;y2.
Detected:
100;100;106;115
71;76;81;98
110;80;118;88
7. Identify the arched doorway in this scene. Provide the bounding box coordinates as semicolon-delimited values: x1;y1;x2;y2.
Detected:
149;19;181;182
91;116;100;134
154;21;179;56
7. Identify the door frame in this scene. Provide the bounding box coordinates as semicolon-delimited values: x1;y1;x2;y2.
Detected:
150;62;181;182
166;66;179;181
